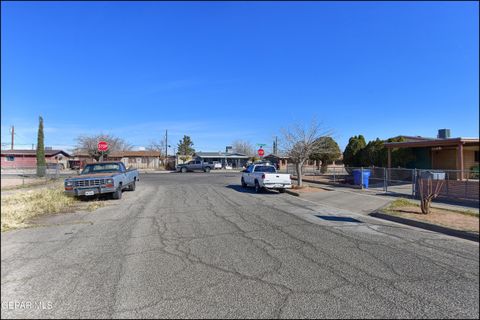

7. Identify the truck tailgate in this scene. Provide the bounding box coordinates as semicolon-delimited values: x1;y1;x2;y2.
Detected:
263;173;291;184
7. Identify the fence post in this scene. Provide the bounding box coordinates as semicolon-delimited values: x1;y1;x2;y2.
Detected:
411;169;415;198
446;171;449;197
465;170;468;199
383;167;386;192
361;167;364;190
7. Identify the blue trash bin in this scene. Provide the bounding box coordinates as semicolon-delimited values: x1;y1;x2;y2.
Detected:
352;169;371;188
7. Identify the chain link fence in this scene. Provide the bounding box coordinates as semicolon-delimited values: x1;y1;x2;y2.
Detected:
285;164;479;203
1;166;79;188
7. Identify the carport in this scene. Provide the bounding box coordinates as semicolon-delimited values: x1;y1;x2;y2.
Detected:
384;138;479;180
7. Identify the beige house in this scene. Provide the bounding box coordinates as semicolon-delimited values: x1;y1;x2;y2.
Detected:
74;150;161;169
384;133;479;180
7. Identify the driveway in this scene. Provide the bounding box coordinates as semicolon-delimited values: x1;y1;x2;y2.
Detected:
1;173;479;318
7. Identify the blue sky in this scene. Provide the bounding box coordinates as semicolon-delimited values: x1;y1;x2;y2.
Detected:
1;1;478;154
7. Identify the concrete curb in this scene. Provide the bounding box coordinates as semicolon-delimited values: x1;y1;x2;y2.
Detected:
370;211;479;243
285;189;300;197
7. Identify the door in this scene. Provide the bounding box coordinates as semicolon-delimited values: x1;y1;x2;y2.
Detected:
245;165;254;185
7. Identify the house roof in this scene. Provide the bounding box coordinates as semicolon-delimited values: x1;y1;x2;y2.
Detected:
384;137;479;149
264;154;290;159
1;149;71;157
195;152;249;159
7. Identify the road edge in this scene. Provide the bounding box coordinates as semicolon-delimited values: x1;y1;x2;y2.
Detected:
370;211;479;243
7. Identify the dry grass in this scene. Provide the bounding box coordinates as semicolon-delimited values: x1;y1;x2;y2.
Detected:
383;198;479;233
1;183;78;231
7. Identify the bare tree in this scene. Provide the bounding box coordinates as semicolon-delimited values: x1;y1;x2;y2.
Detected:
232;140;254;156
418;174;445;214
74;134;132;161
280;119;332;187
147;139;165;157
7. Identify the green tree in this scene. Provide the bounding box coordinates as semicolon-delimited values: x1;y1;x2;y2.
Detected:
359;138;386;167
309;137;342;173
177;135;195;162
384;136;416;168
36;116;46;177
343;135;366;167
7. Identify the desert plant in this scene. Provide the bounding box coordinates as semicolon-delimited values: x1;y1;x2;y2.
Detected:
418;176;445;214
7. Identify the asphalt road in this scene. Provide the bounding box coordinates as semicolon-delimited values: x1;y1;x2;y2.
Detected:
1;173;479;319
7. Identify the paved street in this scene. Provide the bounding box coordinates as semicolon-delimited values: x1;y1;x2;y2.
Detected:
1;173;479;319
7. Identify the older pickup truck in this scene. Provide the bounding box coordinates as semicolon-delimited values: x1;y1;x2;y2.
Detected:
64;162;138;199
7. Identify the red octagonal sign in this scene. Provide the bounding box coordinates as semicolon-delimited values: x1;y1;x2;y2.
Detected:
257;148;265;157
98;141;108;152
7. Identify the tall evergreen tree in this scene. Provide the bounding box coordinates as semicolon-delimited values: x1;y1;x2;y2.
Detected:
343;135;366;167
177;135;195;162
36;116;46;177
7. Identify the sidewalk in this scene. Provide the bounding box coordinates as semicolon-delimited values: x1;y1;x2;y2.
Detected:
297;181;478;214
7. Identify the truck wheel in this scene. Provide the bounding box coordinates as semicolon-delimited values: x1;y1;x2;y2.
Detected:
129;180;136;191
112;186;123;199
204;167;211;173
254;180;262;193
241;178;247;188
181;167;187;173
278;189;286;193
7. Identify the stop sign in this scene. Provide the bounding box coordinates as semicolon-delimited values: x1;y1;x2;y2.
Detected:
98;141;108;152
257;148;265;157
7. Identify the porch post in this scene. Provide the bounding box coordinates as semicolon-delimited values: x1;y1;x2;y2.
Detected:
387;148;392;168
457;143;464;180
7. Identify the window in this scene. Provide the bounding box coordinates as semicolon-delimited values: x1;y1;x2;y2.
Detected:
6;156;15;161
82;163;121;174
475;151;479;162
254;165;276;173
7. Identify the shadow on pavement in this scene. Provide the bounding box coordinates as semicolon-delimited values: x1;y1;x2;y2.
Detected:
225;185;280;195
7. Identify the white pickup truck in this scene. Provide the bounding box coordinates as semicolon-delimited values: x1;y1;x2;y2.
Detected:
241;164;292;193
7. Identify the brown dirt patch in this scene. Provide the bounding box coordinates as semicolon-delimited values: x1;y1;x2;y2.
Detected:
291;186;325;193
387;205;479;233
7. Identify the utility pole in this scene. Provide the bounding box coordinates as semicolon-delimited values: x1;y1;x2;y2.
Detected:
165;130;168;166
10;126;14;150
275;136;278;155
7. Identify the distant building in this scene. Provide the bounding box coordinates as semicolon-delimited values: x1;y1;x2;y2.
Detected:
73;150;161;169
1;149;71;169
194;146;250;168
263;154;289;170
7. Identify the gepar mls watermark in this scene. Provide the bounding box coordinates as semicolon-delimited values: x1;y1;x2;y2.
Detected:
2;300;53;310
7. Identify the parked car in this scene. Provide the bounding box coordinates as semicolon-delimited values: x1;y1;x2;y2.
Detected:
213;161;222;169
177;160;214;173
64;161;138;199
241;164;292;193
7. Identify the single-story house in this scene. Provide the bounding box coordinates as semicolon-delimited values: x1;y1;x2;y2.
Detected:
263;154;290;170
73;150;162;169
1;149;71;169
194;151;250;168
384;129;479;180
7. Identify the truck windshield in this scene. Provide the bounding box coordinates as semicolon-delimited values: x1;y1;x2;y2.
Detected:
82;163;121;174
254;166;276;173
